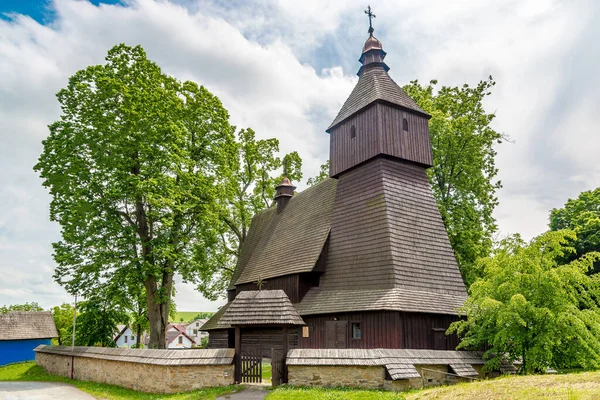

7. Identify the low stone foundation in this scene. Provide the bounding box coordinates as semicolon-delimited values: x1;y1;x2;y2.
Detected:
286;349;485;392
35;346;234;394
288;365;387;389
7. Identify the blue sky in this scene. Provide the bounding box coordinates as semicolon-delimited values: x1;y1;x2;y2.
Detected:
0;0;599;311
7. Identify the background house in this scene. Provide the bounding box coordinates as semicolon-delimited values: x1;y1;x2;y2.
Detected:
167;324;196;349
0;311;57;365
114;326;139;348
185;318;208;345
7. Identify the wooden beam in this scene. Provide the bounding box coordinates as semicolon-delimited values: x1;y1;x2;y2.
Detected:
234;326;241;383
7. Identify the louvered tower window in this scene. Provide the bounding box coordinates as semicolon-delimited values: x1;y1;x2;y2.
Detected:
403;118;409;132
350;125;356;138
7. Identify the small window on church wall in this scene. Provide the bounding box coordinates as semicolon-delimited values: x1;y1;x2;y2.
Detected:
403;118;409;132
302;326;310;338
351;322;361;339
350;125;356;139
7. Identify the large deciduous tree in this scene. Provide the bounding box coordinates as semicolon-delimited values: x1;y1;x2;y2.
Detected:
449;231;600;373
35;44;234;348
550;187;600;274
403;77;506;286
194;128;302;300
307;160;329;187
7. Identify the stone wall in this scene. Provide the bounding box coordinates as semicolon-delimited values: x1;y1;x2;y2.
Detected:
36;351;234;393
288;365;387;389
288;364;480;392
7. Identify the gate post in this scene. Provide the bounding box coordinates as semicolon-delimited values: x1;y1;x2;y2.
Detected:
282;326;288;383
234;326;241;383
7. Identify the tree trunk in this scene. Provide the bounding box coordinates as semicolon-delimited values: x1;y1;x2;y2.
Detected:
136;322;142;348
145;273;173;349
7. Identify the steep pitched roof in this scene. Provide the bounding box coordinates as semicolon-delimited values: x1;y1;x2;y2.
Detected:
0;311;58;340
201;302;231;331
295;158;467;316
232;178;337;286
220;290;304;326
327;66;428;131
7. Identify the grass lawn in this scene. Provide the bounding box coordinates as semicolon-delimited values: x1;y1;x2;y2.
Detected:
267;371;600;400
404;371;600;399
0;362;240;400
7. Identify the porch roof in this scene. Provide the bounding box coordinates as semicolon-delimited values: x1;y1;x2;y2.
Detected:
220;290;305;326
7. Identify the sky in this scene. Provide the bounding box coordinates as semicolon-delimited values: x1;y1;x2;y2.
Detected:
0;0;599;312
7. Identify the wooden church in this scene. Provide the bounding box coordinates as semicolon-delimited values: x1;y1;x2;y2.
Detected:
203;15;468;358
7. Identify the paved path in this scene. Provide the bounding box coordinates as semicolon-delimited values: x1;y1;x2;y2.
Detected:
216;387;269;400
0;382;94;400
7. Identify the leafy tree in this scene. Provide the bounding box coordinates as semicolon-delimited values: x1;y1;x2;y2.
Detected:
34;44;234;348
550;187;600;274
307;160;330;186
51;303;75;346
75;296;130;347
0;302;44;313
449;231;600;373
403;77;506;286
193;128;302;300
191;312;215;320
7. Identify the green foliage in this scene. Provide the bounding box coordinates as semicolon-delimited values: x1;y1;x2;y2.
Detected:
403;77;505;286
307;160;330;187
75;296;130;347
51;303;75;346
200;337;209;348
195;128;303;300
550;187;600;274
191;312;215;321
34;44;235;348
449;230;600;373
0;362;240;399
0;302;44;313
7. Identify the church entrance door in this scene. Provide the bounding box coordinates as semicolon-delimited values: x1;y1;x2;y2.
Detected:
326;320;348;348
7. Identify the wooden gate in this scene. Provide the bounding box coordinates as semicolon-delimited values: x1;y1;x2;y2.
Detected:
271;348;287;386
240;351;262;383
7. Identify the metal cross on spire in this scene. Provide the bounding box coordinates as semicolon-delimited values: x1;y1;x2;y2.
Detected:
364;5;376;35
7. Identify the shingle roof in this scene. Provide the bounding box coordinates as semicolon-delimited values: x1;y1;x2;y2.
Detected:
287;349;484;380
295;158;467;316
295;287;466;316
233;178;337;286
201;302;231;331
0;311;57;340
327;65;428;131
220;290;305;326
35;345;233;365
449;363;479;377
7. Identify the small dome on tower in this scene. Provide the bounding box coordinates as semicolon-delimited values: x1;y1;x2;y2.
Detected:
362;35;383;53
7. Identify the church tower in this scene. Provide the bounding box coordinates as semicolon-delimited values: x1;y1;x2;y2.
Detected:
327;12;432;177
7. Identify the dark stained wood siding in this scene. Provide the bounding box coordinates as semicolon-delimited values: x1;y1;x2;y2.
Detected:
240;327;299;358
329;102;432;177
299;311;460;350
236;275;301;303
208;329;230;349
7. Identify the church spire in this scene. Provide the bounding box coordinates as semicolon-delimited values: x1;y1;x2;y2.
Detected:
358;6;388;76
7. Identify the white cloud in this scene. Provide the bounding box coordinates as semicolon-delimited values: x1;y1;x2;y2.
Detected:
0;0;599;310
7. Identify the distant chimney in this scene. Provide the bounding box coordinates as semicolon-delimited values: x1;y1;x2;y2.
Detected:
274;177;296;213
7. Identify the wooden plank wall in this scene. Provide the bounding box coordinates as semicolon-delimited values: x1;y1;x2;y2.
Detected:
208;329;230;349
300;311;460;350
235;272;321;304
329;102;432;177
240;327;299;359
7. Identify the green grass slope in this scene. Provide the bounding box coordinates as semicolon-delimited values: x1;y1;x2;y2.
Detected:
169;311;214;323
